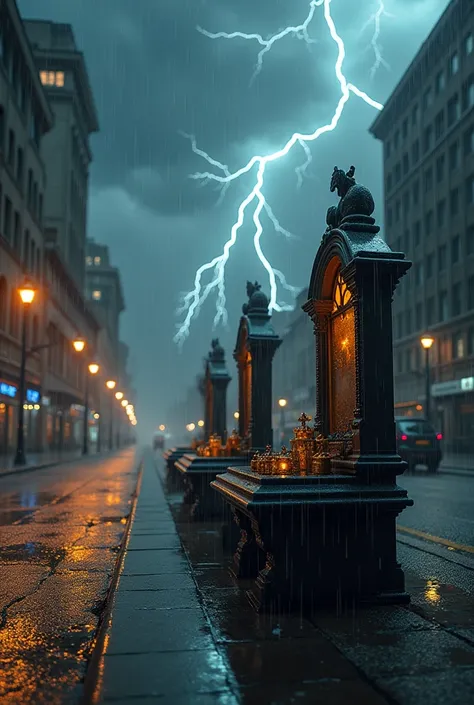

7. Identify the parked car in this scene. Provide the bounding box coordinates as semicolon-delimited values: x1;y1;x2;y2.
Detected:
395;417;442;472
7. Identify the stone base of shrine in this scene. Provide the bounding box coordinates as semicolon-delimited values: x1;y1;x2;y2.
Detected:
175;455;251;520
211;466;413;614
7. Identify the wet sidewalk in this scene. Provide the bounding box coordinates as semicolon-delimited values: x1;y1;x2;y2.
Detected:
0;448;87;478
92;452;474;705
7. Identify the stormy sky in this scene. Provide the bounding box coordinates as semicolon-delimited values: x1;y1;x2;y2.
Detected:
19;0;447;439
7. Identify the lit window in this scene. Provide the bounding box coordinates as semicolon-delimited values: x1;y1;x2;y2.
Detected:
92;290;102;301
94;256;101;265
39;70;65;87
85;256;92;266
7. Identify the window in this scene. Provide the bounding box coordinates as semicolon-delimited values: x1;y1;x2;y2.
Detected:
395;162;401;183
435;110;445;139
462;75;474;110
414;220;421;246
23;229;30;269
3;196;12;241
452;332;464;359
13;211;20;252
7;129;14;167
402;153;409;175
94;256;101;266
415;262;424;286
92;290;102;301
435;70;445;94
39;70;65;87
452;235;460;263
448;95;460;126
423;125;433;154
403;191;410;215
16;146;23;185
412;139;419;163
436;154;445;183
466;34;473;56
469;275;474;309
406;309;412;335
438;244;447;271
412;104;419;126
425;210;433;234
467;225;474;255
427;297;435;326
451;52;460;75
402;119;408;139
450;141;459;169
423;88;433;109
415;303;423;330
426;253;434;278
466;174;474;205
450;188;459;216
436;199;446;227
424;167;433;192
464;125;474;155
438;290;448;322
452;283;462;316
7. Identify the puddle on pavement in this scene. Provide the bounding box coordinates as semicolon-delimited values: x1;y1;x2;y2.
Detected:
0;542;66;567
3;491;58;510
94;515;128;525
0;509;33;525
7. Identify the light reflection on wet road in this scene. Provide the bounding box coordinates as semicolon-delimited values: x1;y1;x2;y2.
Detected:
0;450;138;705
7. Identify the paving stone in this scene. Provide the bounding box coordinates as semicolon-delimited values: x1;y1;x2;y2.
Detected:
118;572;196;591
106;607;213;654
100;649;228;698
377;667;474;705
121;548;189;575
127;533;181;551
113;587;199;610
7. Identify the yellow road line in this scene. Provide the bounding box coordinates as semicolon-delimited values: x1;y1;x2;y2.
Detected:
397;525;474;555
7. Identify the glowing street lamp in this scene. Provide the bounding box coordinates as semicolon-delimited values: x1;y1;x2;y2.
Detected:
14;279;37;466
121;399;128;407
197;419;205;427
278;398;288;408
88;363;100;375
159;424;166;432
82;363;100;455
106;379;116;390
278;398;288;445
72;337;86;353
233;411;239;419
420;335;435;422
115;391;124;401
105;381;117;449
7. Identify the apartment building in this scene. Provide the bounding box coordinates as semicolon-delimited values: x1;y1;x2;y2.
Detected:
370;0;474;451
0;0;53;453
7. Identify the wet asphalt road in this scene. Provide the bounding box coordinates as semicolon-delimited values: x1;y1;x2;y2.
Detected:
398;469;474;548
0;450;138;705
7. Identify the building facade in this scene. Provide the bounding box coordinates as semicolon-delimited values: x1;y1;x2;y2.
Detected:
370;0;474;452
0;0;53;454
23;19;99;291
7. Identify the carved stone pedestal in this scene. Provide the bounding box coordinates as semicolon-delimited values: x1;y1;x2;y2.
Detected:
212;466;412;614
175;454;250;521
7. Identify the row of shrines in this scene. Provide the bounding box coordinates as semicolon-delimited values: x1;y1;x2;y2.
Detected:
163;166;414;613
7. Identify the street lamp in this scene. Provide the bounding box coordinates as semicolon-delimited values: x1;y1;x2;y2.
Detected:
115;391;124;401
121;399;128;407
277;398;288;446
233;411;239;420
72;337;86;353
159;424;166;431
197;419;204;427
82;362;100;454
105;380;116;450
420;335;434;422
187;423;196;432
14;279;37;466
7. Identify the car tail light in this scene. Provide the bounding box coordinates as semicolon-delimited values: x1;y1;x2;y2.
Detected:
401;434;408;441
436;433;443;440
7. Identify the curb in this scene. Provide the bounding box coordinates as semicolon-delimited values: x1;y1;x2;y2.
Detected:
0;449;131;480
81;457;144;705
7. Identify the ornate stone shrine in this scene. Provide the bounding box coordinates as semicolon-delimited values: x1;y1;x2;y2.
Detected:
211;166;414;612
176;284;282;520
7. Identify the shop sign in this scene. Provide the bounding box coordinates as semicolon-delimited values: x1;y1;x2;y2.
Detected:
0;379;42;403
0;382;17;398
432;376;474;397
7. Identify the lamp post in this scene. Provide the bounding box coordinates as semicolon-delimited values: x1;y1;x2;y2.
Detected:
278;398;288;446
106;380;116;450
14;280;36;466
83;363;100;454
420;335;434;423
115;392;123;447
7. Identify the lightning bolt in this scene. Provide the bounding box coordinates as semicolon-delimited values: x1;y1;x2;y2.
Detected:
174;0;384;346
360;1;394;80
